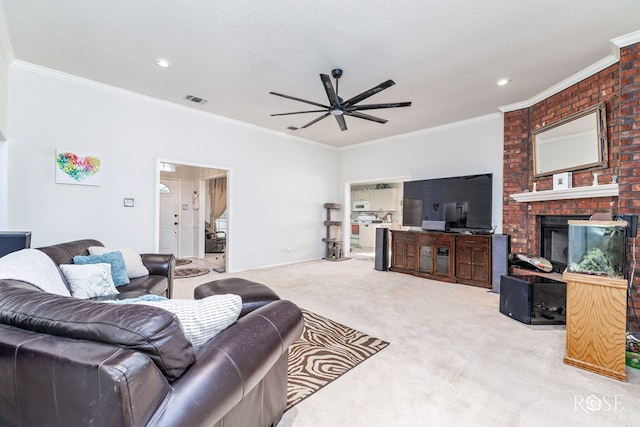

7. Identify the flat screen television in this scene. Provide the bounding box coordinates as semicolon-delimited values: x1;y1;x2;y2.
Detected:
402;173;492;231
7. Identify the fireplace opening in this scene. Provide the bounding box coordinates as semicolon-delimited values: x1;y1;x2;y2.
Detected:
540;215;590;273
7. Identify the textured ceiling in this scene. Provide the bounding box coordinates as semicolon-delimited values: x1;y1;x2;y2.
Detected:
1;0;639;147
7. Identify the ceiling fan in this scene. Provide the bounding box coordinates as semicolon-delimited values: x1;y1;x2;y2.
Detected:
269;68;412;131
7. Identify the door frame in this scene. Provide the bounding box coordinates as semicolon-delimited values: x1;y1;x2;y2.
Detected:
155;158;232;269
344;174;412;254
159;177;181;256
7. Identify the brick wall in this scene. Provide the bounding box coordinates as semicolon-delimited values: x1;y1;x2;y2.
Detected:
503;41;640;331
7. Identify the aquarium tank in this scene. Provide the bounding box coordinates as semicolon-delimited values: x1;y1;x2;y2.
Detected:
567;220;627;278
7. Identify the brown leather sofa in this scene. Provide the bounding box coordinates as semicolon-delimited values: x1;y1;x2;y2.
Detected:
36;239;176;298
0;239;304;426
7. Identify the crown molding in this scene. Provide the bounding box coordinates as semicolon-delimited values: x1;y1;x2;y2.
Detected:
340;112;503;151
499;31;640;113
611;30;640;48
499;56;619;113
10;61;337;151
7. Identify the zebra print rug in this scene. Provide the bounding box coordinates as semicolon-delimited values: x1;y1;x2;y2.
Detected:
286;309;389;410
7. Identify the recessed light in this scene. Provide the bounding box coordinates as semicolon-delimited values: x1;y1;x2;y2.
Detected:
155;58;171;68
496;78;511;86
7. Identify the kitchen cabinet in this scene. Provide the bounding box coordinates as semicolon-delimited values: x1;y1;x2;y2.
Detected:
358;223;392;248
352;190;369;202
455;235;491;287
351;188;399;211
369;188;399;211
358;222;376;248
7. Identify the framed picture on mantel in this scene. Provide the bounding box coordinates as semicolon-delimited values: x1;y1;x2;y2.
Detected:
553;172;572;190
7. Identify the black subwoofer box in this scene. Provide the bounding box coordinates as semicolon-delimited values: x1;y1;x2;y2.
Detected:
499;274;566;325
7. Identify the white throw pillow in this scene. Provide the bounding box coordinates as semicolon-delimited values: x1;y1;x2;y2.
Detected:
88;246;149;279
0;249;71;296
60;263;120;299
134;294;242;351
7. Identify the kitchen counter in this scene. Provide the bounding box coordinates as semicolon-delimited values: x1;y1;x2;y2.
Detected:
355;222;392;248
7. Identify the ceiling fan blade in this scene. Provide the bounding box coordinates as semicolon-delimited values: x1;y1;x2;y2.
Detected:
348;101;412;111
344;111;388;124
301;113;331;129
271;109;328;116
270;91;329;109
335;114;347;131
320;74;339;106
343;80;395;106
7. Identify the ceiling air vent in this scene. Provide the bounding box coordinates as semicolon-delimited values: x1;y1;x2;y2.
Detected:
185;95;208;105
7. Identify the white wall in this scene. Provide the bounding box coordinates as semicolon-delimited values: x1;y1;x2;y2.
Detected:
5;63;338;272
0;12;11;228
338;114;505;233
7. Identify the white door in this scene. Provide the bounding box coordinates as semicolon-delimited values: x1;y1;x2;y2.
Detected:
159;179;181;255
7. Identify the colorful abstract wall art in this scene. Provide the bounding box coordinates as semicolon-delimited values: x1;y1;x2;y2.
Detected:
55;149;103;186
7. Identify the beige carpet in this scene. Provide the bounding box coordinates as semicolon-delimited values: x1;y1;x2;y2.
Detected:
173;258;640;427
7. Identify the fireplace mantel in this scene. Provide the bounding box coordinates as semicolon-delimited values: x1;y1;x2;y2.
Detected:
509;183;618;203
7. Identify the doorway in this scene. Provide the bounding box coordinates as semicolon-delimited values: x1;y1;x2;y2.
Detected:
346;176;411;261
158;161;229;270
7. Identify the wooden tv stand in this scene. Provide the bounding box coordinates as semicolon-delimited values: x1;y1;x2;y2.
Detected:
389;230;493;288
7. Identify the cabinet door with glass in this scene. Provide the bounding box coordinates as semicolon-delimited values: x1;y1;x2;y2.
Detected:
417;233;455;281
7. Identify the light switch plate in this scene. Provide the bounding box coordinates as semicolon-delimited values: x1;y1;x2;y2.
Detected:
123;198;134;207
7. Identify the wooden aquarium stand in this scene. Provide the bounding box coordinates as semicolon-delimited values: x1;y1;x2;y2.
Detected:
563;271;628;381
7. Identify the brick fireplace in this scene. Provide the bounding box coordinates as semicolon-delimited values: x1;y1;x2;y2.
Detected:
502;41;640;331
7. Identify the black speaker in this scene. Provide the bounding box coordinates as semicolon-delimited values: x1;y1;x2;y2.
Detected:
500;275;532;324
0;231;32;258
491;234;510;293
374;227;390;271
500;274;566;325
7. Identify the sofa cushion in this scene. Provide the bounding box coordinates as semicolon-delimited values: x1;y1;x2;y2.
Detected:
89;246;149;279
0;286;195;381
128;294;242;352
0;249;70;296
73;252;130;286
59;263;120;298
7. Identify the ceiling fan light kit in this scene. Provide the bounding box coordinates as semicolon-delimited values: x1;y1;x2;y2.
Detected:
270;68;411;131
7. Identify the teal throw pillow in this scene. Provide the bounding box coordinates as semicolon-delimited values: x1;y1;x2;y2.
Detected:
73;251;130;287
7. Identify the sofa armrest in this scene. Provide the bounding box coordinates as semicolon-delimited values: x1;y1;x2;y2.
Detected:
0;324;171;426
140;253;175;298
152;299;304;427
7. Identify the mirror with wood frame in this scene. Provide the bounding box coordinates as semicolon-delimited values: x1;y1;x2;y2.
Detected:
532;102;608;178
